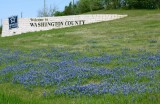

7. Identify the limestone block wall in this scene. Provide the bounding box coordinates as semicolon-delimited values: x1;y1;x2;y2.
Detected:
1;14;127;37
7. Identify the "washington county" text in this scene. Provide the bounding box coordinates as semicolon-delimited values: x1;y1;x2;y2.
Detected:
30;20;85;27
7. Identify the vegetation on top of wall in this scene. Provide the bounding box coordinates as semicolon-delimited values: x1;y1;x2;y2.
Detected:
54;0;160;16
38;0;160;17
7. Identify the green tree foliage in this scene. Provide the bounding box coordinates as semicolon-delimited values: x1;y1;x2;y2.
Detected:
155;0;160;9
77;0;103;13
64;2;73;15
103;0;122;9
103;0;160;9
54;11;65;16
126;0;159;9
54;2;74;16
54;0;160;16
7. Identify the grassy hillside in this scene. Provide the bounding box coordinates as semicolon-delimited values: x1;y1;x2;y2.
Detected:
0;10;160;104
0;10;159;53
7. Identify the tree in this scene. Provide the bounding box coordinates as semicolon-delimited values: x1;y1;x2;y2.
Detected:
156;0;160;9
64;2;73;15
37;5;57;17
53;0;160;16
77;0;103;13
54;11;65;16
125;0;158;9
102;0;160;9
103;0;124;9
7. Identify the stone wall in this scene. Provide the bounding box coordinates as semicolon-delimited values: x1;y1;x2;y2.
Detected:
1;14;127;37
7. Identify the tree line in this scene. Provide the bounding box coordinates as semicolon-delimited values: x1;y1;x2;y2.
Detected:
38;0;160;17
55;0;160;16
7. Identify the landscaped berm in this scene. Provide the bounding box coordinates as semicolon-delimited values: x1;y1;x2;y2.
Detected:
0;10;160;104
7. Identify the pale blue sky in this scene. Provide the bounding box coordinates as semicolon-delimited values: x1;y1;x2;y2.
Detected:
0;0;78;25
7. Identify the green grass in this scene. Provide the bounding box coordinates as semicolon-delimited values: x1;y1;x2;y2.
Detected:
0;83;159;104
0;84;159;104
0;9;160;104
0;9;159;53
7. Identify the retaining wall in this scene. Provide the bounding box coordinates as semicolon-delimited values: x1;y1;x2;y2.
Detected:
2;14;127;37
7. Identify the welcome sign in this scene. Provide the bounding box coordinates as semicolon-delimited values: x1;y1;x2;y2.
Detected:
30;18;85;27
1;14;127;37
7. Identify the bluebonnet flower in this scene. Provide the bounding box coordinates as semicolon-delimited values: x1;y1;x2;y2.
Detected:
0;48;159;96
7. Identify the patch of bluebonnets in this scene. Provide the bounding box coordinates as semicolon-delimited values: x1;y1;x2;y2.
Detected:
0;48;159;96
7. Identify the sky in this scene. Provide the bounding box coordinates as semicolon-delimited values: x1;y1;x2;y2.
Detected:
0;0;78;25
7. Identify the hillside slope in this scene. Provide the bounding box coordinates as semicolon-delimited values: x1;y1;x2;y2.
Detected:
0;10;160;53
0;10;160;104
